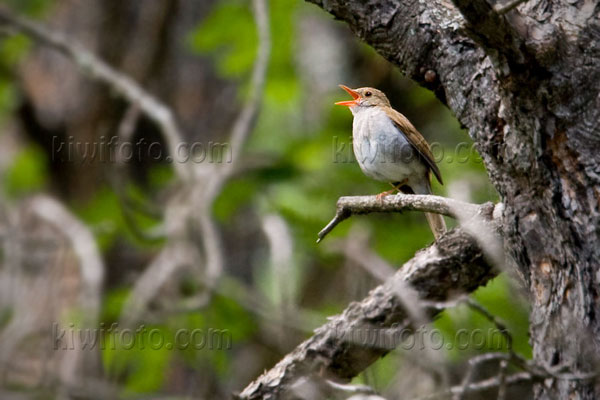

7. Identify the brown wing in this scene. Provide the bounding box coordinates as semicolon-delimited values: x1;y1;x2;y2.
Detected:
383;106;443;185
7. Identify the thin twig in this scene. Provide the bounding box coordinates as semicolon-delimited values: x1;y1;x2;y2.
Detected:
286;375;383;400
420;372;533;400
497;359;509;400
29;195;104;325
454;352;510;400
464;298;513;351
324;379;379;396
327;225;395;282
184;0;271;301
238;227;496;399
327;226;448;382
0;6;191;179
116;104;141;152
463;298;535;374
120;242;201;326
218;0;270;181
109;103;167;243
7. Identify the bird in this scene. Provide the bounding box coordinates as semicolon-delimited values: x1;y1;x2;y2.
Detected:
335;84;447;239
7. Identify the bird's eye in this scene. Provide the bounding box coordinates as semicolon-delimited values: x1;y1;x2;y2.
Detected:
365;91;372;97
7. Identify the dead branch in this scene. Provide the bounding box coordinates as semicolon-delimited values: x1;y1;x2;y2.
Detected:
0;0;270;323
421;372;533;400
0;6;190;179
29;195;104;324
237;226;497;399
218;0;270;182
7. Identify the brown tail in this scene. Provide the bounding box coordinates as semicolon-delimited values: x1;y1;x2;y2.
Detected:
425;212;446;240
400;179;447;240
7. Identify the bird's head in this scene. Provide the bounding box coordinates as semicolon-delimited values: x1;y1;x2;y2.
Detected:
335;85;390;111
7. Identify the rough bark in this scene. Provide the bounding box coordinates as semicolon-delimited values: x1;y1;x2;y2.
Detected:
238;223;498;399
305;0;600;399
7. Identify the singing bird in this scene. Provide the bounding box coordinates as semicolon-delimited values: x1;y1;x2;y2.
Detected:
335;85;446;239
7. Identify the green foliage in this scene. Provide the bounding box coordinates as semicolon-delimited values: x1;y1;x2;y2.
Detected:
102;287;130;323
434;275;531;361
73;183;164;251
102;288;175;394
0;34;31;66
4;0;51;16
102;324;173;395
213;176;258;221
0;35;29;125
0;0;524;394
170;293;255;376
100;291;254;395
147;164;174;189
3;144;48;197
75;187;123;251
190;0;258;79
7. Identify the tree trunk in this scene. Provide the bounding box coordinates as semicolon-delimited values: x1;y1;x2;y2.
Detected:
305;0;600;398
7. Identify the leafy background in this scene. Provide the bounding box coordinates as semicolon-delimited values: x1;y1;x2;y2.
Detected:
0;0;530;398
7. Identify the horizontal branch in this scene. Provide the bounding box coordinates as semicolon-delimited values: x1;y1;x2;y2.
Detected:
238;225;497;399
317;194;496;242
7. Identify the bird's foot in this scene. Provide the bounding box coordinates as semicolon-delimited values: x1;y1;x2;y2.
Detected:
376;189;396;203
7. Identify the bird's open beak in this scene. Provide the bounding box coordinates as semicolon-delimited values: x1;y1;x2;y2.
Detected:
335;84;361;107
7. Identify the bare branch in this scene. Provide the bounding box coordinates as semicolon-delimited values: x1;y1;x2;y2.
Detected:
114;0;271;324
29;195;104;324
420;372;533;400
238;227;497;399
184;0;271;300
285;375;383;400
464;298;513;352
120;242;201;326
317;194;495;243
115;104;142;164
261;213;295;308
454;352;509;400
327;225;395;281
219;0;270;180
0;6;190;179
497;359;509;400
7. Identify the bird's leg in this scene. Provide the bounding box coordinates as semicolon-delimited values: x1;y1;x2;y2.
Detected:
376;180;407;203
375;188;396;203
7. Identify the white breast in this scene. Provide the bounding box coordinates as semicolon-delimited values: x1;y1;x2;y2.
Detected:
351;107;426;184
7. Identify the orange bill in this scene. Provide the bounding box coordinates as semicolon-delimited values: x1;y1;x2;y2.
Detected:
335;84;360;106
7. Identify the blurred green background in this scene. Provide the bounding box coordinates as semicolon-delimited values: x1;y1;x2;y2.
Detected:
0;0;530;398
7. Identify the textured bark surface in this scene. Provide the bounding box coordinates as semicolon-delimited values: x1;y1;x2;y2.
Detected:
305;0;600;399
238;224;498;399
